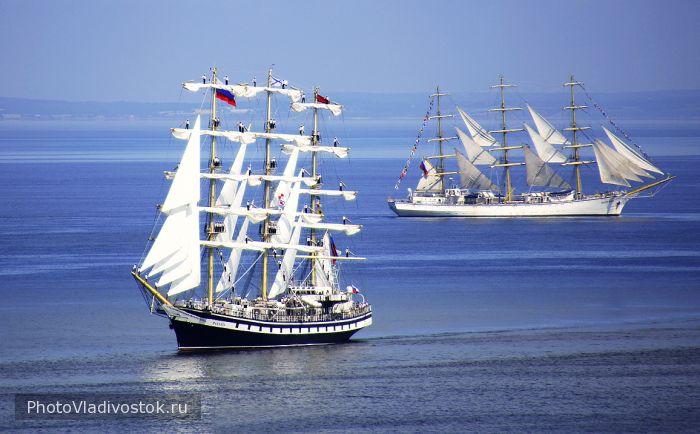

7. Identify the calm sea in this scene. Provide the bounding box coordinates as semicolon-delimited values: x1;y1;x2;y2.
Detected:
1;120;699;432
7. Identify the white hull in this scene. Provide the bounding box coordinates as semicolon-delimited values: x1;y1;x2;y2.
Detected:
388;194;630;217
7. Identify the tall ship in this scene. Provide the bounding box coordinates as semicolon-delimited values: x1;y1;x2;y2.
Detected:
388;76;675;217
132;67;371;350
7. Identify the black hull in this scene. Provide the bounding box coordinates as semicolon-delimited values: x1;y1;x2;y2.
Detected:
166;307;372;350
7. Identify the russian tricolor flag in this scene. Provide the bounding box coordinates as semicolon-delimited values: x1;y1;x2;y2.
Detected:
216;89;237;106
419;161;429;176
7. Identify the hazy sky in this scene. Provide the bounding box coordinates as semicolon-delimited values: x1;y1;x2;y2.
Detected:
2;0;699;102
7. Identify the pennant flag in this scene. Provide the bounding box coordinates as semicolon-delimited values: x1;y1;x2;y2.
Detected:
419;161;429;176
316;94;330;104
329;235;339;264
216;89;237;106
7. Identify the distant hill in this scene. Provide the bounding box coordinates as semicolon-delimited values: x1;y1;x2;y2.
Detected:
1;90;699;121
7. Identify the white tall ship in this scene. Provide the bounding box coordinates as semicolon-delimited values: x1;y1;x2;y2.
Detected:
388;76;674;217
132;67;371;350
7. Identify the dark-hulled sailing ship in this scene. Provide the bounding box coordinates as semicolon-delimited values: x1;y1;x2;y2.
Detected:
132;67;371;350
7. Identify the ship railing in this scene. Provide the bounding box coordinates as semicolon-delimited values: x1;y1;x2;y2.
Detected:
210;303;371;323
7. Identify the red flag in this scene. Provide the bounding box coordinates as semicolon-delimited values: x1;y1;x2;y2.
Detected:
316;94;330;104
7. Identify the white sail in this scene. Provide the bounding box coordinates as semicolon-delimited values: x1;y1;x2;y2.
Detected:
592;139;644;187
603;127;662;176
455;127;497;166
524;124;568;163
271;147;301;208
416;159;443;192
527;105;570;145
215;143;248;207
291;102;343;116
313;232;336;289
215;217;249;294
161;118;201;213
271;172;304;244
299;189;357;201
281;143;349;158
456;107;499;147
455;149;499;191
523;147;571;189
297;222;362;236
183;82;302;103
202;172;317;188
201;239;322;254
268;216;304;299
172;128;312;146
141;117;202;297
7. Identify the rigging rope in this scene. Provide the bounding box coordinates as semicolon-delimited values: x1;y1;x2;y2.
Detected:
579;84;652;161
394;95;436;190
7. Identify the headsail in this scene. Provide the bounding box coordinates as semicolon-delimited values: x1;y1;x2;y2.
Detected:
591;139;643;187
603;127;662;176
141;116;202;296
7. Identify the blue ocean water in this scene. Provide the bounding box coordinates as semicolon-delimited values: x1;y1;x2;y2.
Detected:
1;121;699;432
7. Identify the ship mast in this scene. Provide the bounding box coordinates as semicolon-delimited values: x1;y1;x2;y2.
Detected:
207;67;218;306
563;75;591;197
310;87;320;284
428;87;453;192
489;76;523;203
261;67;273;300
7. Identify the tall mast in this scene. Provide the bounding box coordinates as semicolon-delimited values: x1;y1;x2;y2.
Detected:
489;76;523;202
310;87;319;284
563;75;591;197
207;67;218;306
428;87;452;193
261;67;273;300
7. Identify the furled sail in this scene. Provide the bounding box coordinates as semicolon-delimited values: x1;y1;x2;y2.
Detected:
527;105;570;145
297;222;362;236
603;127;662;176
281;144;349;159
455;149;499;191
172;128;312;146
455;127;497;165
592;139;644;187
523;147;571;189
416;159;443;192
524;124;568;163
299;189;357;201
183;82;302;103
456;107;499;147
291;102;343;116
141;116;202;297
201;172;317;188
